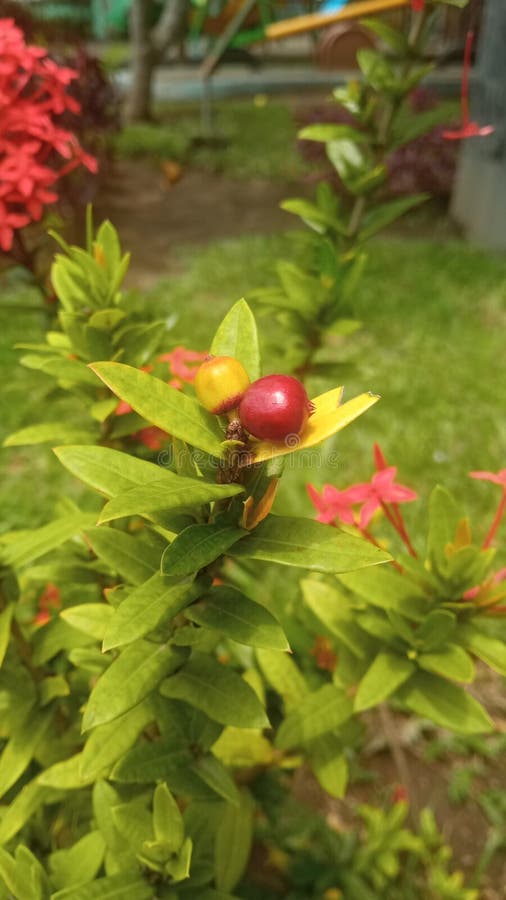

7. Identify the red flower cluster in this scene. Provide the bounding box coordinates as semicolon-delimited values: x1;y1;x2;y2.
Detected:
0;18;97;252
308;444;417;531
33;581;61;626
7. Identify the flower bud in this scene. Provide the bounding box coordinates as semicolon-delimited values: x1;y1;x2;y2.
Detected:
194;355;250;415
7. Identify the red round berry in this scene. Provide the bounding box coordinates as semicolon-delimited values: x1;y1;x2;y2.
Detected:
239;375;314;442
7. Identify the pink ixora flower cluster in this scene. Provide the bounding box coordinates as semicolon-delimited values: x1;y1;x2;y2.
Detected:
0;18;97;252
308;444;418;557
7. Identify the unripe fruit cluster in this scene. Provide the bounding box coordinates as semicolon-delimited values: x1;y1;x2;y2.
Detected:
194;356;314;442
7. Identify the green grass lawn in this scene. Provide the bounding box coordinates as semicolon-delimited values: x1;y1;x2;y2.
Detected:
112;99;307;180
2;233;506;557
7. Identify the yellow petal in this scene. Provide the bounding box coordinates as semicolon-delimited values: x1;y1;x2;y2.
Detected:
241;478;279;530
244;390;379;465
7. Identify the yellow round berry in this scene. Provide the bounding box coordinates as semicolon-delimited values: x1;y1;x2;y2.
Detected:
194;355;250;415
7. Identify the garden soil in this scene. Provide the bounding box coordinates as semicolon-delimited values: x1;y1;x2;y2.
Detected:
94;159;306;288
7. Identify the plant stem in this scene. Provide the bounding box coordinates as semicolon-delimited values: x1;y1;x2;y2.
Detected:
483;490;506;549
378;702;417;826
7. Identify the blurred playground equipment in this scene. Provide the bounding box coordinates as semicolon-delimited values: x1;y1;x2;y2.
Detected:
27;0;481;75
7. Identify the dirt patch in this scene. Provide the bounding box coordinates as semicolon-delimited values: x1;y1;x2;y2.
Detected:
94;159;305;288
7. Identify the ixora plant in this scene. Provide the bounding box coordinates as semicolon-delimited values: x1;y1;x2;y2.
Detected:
251;0;482;377
0;19;97;276
0;287;391;896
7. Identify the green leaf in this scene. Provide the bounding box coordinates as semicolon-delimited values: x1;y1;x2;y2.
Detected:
4;423;97;447
427;485;461;573
338;566;428;620
398;672;494;734
309;735;348;798
0;780;55;844
417;609;456;650
214;791;255;893
90;362;224;457
326;140;365;186
111;740;192;786
2;513;95;569
37;753;93;789
85;528;157;586
21;354;98;386
51;873;153;900
299;124;368;143
418;644;475;683
54;445;175;497
32;619;93;666
280;198;341;235
276;261;322;320
231;516;390;572
49;831;105;890
457;625;506;676
153;783;184;852
80;702;155;780
357;48;396;92
358;195;428;242
161;524;245;578
354;652;415;712
191;755;240;806
60;604;115;641
256;649;308;710
98;477;244;524
0;710;52;800
185;586;288;651
210;299;261;382
103;575;203;651
82;642;188;731
276;684;353;750
360;16;408;53
301;579;366;658
0;604;13;668
161;653;269;729
39;674;70;706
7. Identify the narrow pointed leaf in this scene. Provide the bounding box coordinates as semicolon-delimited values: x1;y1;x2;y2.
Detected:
99;477;244;524
85;528;157;586
3;513;95;568
185;586;288;651
0;604;13;667
82;642;188;731
214;791;255;893
54;445;175;497
418;644;475;683
0;711;52;799
231;516;390;572
210;299;261;381
354;652;415;712
309;735;348;798
51;873;153;900
153;783;184;851
458;625;506;676
103;575;203;651
90;362;224;456
161;524;245;578
80;702;155;780
276;684;353;750
398;672;494;734
161;653;269;728
60;604;115;641
5;423;97;447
